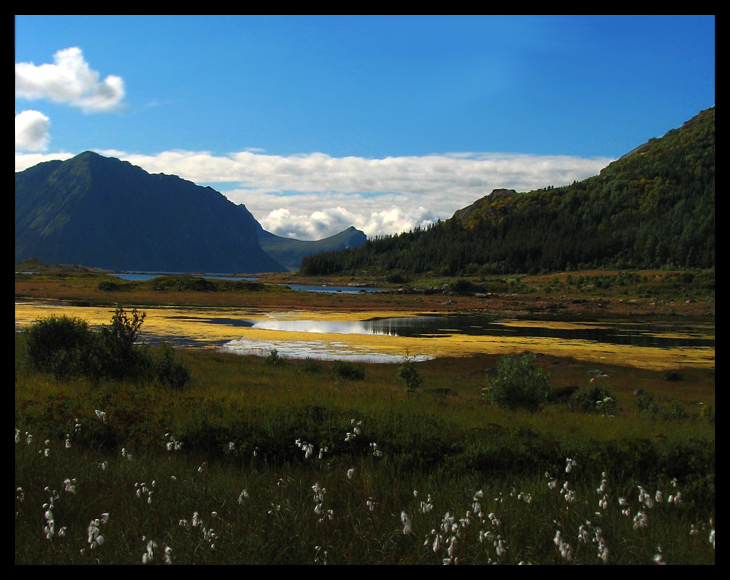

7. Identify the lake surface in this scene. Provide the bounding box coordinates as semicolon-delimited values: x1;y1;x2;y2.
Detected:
113;272;261;282
192;314;714;349
112;273;383;293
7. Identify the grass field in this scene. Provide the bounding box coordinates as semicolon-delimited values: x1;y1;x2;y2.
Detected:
15;269;714;564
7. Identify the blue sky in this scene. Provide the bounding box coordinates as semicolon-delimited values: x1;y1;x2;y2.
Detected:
15;15;715;239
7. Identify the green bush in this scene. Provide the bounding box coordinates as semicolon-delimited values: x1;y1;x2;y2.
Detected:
97;280;123;291
23;308;190;389
569;383;618;414
636;393;693;421
482;354;550;412
265;349;286;366
24;315;95;380
95;308;149;381
332;360;365;380
151;341;191;390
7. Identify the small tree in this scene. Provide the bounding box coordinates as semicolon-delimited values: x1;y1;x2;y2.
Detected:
397;355;423;393
482;354;550;412
96;308;148;380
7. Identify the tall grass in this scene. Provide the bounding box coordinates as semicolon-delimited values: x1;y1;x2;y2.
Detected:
15;335;714;564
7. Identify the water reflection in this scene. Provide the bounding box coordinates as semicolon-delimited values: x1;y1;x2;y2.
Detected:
220;337;434;363
204;314;714;349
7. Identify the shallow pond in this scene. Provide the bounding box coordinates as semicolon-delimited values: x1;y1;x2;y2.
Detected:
14;302;715;369
192;314;714;349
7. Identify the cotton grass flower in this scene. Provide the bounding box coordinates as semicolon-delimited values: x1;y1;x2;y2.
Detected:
421;494;434;514
142;540;157;564
87;517;105;550
554;529;572;561
63;478;77;494
401;511;413;535
43;507;55;540
633;511;648;530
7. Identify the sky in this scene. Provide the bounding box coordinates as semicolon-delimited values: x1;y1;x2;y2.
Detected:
15;15;715;240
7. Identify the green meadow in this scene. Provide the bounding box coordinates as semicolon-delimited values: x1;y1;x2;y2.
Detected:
15;302;715;565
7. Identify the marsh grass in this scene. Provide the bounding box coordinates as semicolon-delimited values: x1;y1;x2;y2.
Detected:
15;335;714;564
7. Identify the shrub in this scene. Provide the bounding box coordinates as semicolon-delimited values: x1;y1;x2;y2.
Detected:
482;354;550;412
396;356;423;393
569;383;618;414
97;280;123;291
24;315;95;380
332;360;365;380
151;341;191;390
95;308;149;381
265;349;286;366
23;308;191;390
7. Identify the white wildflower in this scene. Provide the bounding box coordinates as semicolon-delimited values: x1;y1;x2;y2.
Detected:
401;511;413;535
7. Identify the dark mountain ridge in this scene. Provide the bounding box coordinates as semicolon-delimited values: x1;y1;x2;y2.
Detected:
256;224;367;272
15;151;365;273
300;107;715;276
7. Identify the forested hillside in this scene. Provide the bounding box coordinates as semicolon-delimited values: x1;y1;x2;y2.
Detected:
300;107;714;276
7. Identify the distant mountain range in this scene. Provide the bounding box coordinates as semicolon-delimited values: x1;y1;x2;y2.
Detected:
300;107;715;276
15;151;366;273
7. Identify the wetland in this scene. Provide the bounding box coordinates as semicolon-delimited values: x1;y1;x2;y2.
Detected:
14;267;716;564
14;268;715;371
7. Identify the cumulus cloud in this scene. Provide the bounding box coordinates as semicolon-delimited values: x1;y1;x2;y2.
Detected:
15;148;613;239
113;150;611;238
15;47;125;112
15;110;50;151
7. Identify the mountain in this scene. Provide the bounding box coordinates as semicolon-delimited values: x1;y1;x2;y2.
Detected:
15;151;286;273
256;224;367;271
231;202;366;271
15;151;364;273
300;107;715;276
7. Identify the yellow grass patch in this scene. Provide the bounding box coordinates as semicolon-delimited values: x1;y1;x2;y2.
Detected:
14;301;714;371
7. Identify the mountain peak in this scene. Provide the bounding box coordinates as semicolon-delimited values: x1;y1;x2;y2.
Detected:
15;152;286;273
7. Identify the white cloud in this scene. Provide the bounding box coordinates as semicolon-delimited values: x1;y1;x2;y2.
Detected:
15;47;125;113
14;148;613;239
15;110;51;151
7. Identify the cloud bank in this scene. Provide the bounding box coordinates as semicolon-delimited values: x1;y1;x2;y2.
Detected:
15;47;125;113
15;149;613;239
15;110;50;151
